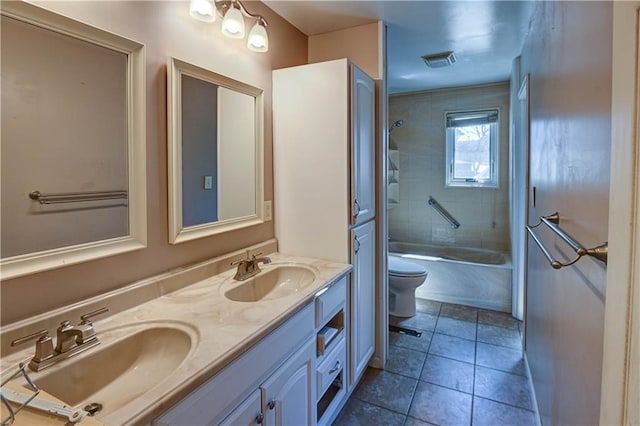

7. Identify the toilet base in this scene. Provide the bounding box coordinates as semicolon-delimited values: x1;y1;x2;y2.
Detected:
389;291;416;317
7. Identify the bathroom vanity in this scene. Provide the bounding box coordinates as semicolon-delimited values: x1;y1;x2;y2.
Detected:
154;276;348;425
0;247;352;425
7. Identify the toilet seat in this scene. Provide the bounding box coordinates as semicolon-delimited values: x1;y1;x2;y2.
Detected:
389;258;427;277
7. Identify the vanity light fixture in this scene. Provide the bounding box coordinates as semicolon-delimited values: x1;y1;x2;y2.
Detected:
221;3;245;38
188;0;269;52
247;18;268;52
189;0;216;22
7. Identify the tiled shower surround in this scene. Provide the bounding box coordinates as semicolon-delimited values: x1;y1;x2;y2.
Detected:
388;83;511;252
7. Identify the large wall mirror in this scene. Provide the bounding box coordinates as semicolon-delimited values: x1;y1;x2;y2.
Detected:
167;57;264;244
0;2;146;280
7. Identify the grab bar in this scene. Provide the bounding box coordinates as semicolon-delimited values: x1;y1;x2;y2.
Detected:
29;190;128;205
428;196;460;229
526;212;608;269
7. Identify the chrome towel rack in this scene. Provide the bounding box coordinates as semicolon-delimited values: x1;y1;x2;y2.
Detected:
29;190;128;205
428;196;460;229
526;212;608;269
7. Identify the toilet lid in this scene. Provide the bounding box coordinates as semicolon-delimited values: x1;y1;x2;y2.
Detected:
388;258;427;277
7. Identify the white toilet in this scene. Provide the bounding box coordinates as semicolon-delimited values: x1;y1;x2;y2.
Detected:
388;257;428;317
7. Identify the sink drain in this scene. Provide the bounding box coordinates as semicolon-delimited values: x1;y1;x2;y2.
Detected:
84;402;103;416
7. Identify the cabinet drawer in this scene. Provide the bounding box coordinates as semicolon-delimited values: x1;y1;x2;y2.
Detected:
316;336;346;398
315;276;347;328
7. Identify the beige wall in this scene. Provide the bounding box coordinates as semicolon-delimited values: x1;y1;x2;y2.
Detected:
0;1;307;325
388;83;511;252
521;1;612;424
308;22;383;80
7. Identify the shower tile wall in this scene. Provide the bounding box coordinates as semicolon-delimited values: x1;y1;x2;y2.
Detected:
389;83;511;252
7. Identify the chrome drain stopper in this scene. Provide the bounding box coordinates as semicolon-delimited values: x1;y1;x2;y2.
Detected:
84;402;103;416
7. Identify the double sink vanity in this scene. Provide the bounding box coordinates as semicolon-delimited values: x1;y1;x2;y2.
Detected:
1;247;352;425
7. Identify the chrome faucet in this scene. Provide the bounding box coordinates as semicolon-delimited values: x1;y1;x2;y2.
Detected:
55;320;97;354
10;307;108;372
232;251;272;281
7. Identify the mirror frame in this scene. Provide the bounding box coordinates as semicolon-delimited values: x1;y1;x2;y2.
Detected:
0;2;147;280
167;57;264;244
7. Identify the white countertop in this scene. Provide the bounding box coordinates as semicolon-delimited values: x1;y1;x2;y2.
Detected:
1;252;351;425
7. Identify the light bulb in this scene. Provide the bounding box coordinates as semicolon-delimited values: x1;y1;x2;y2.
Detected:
189;0;215;22
247;21;268;52
221;6;245;39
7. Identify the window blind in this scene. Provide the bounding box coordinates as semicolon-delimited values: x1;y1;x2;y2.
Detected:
446;110;499;128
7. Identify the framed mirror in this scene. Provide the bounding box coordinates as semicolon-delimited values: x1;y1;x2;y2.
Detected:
0;2;146;280
167;57;264;244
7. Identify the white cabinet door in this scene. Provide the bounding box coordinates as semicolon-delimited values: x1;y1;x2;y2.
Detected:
261;339;316;426
350;65;376;226
350;220;376;386
220;390;263;426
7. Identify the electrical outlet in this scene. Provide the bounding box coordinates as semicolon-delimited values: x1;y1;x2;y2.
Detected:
204;175;213;190
264;200;272;221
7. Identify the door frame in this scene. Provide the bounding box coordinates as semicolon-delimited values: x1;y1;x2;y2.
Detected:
600;2;640;424
510;61;530;324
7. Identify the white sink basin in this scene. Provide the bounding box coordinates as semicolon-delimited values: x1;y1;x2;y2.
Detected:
33;324;195;417
223;264;317;302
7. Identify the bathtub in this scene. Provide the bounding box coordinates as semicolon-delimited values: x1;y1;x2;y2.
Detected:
389;242;513;313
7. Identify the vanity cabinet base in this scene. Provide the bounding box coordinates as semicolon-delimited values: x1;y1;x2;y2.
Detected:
153;304;315;425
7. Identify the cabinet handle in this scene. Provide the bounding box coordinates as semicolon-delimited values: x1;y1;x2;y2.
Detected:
267;400;276;410
329;360;341;374
354;236;361;254
353;199;361;218
255;413;264;424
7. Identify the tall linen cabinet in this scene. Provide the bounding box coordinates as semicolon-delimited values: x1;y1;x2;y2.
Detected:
273;59;376;397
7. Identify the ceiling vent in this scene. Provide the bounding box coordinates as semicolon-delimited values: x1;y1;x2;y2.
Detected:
421;51;456;68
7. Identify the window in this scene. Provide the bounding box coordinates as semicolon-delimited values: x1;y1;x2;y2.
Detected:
445;109;499;188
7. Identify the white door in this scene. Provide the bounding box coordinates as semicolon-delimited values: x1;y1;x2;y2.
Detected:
261;339;315;426
600;3;640;424
350;220;375;386
350;65;376;226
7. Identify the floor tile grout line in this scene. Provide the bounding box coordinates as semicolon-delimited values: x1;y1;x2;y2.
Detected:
411;348;429;417
431;327;477;342
472;394;537;414
470;314;479;425
415;376;474;397
402;317;439;424
350;393;412;418
432;330;477;344
473;363;528;378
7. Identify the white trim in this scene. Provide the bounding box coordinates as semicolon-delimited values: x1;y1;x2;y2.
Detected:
166;57;264;244
600;2;640;424
0;1;146;280
511;70;529;323
372;22;388;371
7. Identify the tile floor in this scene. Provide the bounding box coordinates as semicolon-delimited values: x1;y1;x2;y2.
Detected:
334;298;536;426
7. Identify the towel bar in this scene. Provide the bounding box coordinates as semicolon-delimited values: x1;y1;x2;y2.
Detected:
526;212;608;269
29;190;128;205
